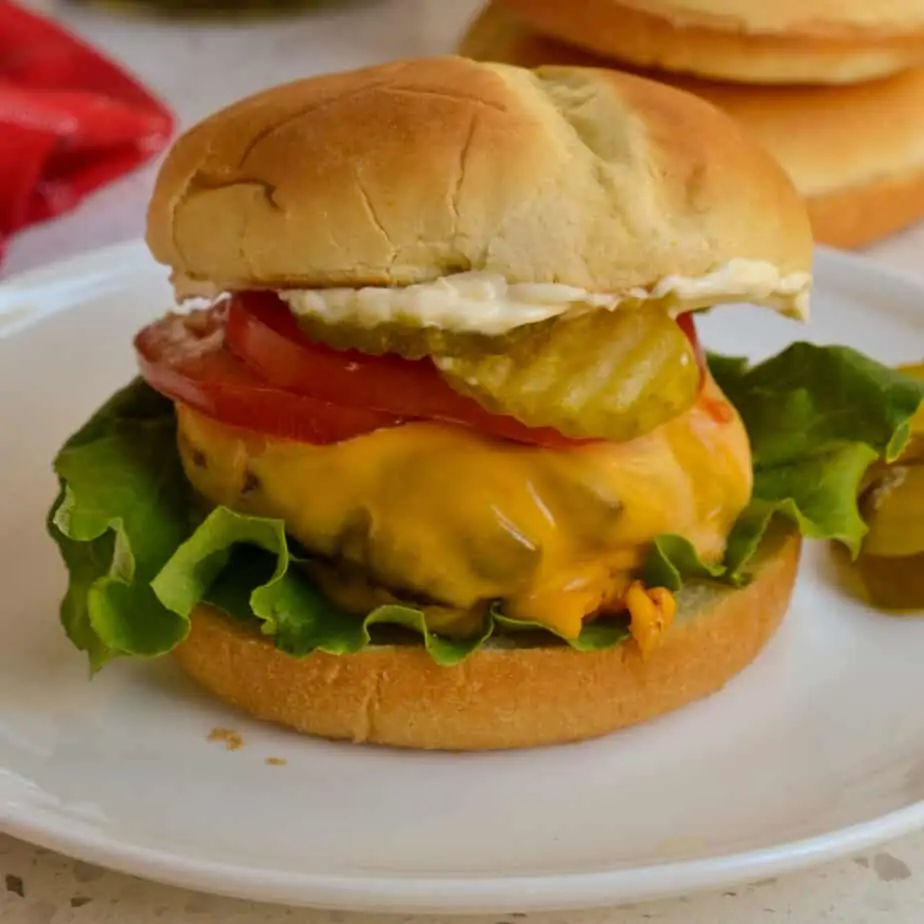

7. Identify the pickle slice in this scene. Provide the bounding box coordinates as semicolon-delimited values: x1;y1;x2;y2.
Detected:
855;553;924;611
857;362;924;558
435;308;700;442
293;315;511;360
899;362;924;381
862;465;924;558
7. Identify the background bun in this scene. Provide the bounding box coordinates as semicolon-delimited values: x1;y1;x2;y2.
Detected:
680;70;924;249
582;0;924;34
497;0;924;84
147;56;811;308
464;4;924;248
173;527;801;751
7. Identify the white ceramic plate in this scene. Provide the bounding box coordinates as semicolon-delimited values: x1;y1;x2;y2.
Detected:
1;242;923;914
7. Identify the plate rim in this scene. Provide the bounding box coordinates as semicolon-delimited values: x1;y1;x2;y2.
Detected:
4;799;924;914
2;240;924;913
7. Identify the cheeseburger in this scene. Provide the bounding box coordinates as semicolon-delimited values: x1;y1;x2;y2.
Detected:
48;57;924;751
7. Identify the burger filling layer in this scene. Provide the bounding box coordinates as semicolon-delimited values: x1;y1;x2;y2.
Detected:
175;372;752;640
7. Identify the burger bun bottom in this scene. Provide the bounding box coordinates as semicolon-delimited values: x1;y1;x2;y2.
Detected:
174;526;801;751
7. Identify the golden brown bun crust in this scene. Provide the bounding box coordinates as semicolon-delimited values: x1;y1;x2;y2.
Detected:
588;0;924;35
681;71;924;247
172;528;801;751
808;166;924;249
497;0;924;83
463;5;924;247
147;56;811;294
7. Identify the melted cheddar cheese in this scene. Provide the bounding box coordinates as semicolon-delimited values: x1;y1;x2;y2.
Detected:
176;373;752;639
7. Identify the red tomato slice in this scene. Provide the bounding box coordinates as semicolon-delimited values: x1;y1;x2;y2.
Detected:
136;296;708;447
677;312;706;377
677;312;732;423
226;292;593;448
134;303;407;443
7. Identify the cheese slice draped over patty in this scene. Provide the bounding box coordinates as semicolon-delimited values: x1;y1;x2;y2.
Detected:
176;373;752;639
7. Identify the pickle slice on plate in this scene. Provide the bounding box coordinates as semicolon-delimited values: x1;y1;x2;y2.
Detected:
899;362;924;381
855;553;924;611
858;362;924;557
293;315;509;360
435;308;700;442
847;361;924;607
861;465;924;558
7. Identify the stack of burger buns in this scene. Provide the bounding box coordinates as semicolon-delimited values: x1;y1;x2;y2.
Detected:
460;0;924;249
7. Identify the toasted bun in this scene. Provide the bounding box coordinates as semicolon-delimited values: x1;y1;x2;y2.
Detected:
147;56;811;314
463;4;924;248
497;0;924;84
172;527;800;751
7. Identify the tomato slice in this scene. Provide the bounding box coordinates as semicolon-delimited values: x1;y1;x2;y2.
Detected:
226;292;593;448
227;293;708;445
677;312;706;377
134;303;407;443
676;312;732;423
136;295;708;447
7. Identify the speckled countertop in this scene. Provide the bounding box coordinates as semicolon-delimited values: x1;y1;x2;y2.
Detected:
2;834;924;923
4;1;924;920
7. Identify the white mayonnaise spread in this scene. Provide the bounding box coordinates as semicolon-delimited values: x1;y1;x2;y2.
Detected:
281;260;811;335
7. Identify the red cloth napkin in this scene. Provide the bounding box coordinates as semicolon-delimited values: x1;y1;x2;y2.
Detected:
0;1;174;260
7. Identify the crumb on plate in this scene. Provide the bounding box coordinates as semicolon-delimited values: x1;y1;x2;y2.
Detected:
208;727;244;751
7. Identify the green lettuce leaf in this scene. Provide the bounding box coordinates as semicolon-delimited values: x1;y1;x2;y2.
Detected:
49;379;190;671
643;534;731;594
48;381;630;668
151;506;494;666
646;345;924;588
711;343;923;468
492;609;630;651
